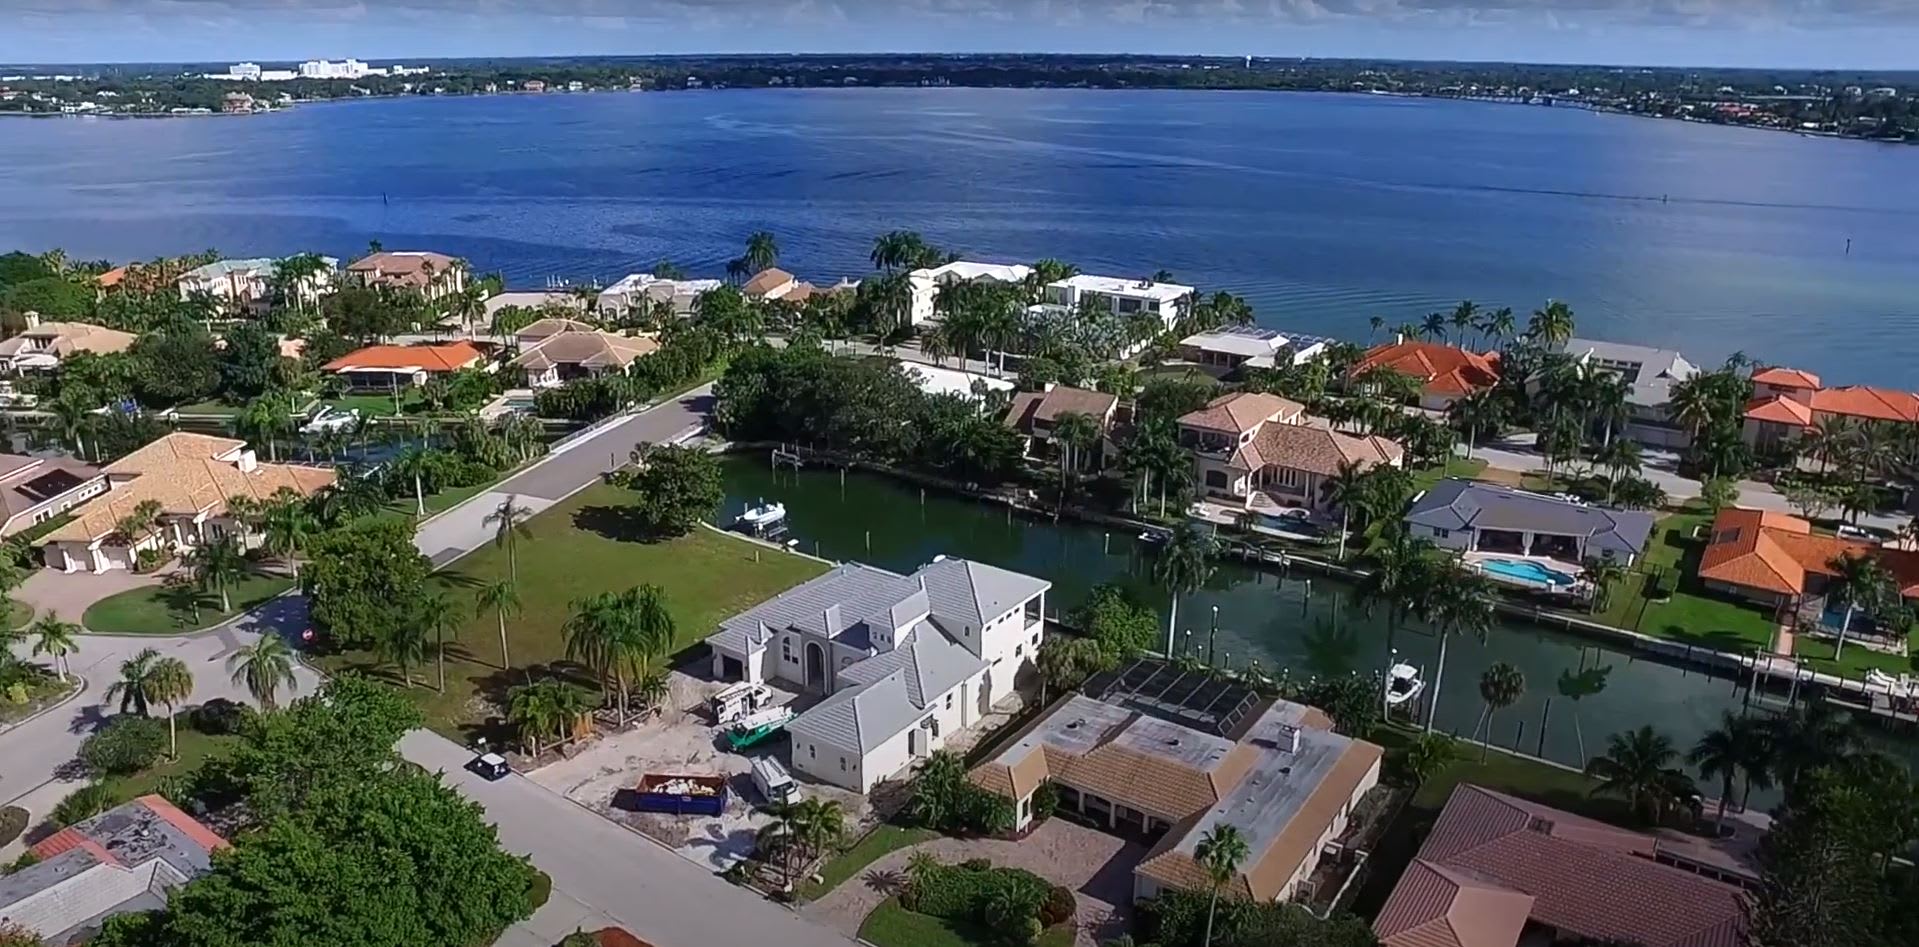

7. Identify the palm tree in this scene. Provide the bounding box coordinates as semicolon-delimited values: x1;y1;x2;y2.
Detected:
1445;390;1504;457
391;445;432;516
477;579;523;670
742;231;779;273
507;682;560;758
185;538;248;613
261;492;316;561
1585;725;1695;825
1555;662;1611;762
1476;306;1516;349
1580;557;1628;613
1351;530;1435;654
1526;299;1576;348
1153;523;1215;655
1420;311;1448;341
485;495;536;581
1421;564;1497;732
564;593;619;706
1320;460;1369;561
226;635;299;710
47;392;97;461
1195;824;1250;947
1366;315;1384;342
29;614;80;682
792;797;846;866
114;498;164;550
104;647;165;716
1449;300;1479;346
1403;732;1461;788
1049;411;1100;497
1473;663;1525;760
1689;712;1774;828
378;618;430;687
1824;551;1887;659
421;592;465;694
1769;702;1858;789
147;657;194;760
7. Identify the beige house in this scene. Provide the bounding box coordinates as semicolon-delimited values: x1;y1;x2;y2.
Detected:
0;318;138;373
971;662;1383;904
1177;392;1403;514
509;326;660;388
42;433;335;574
0;454;107;537
343;251;466;301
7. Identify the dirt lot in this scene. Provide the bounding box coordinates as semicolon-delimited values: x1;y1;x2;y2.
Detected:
528;668;873;872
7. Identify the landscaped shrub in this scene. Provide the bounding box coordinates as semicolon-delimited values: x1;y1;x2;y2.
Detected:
132;547;169;574
0;806;27;847
49;783;117;827
1031;781;1061;823
1649;569;1678;601
1038;884;1076;927
527;868;553;910
960;857;994;872
191;697;254;735
78;716;168;777
905;859;1053;934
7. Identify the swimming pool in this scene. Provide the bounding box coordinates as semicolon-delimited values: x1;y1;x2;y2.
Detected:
1479;558;1578;587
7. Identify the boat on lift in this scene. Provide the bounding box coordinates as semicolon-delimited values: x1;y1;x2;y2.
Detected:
1385;663;1426;706
733;499;787;537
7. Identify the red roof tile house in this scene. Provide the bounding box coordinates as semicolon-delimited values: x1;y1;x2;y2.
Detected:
1002;384;1121;471
0;795;228;945
1742;365;1919;451
1374;785;1747;947
323;341;488;392
343;251;467;302
1354;340;1501;410
1177;392;1403;516
1696;507;1919;623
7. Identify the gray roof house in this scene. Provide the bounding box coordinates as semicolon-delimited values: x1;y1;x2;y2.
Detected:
1560;338;1699;449
0;795;227;945
1405;479;1656;566
709;557;1050;794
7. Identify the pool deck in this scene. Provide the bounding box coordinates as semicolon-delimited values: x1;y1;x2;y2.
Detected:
1462;551;1586;594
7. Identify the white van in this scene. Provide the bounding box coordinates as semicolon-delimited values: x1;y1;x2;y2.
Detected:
710;681;772;725
750;756;800;806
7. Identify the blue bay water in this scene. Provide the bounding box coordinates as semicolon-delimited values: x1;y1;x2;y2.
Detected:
1;87;1915;383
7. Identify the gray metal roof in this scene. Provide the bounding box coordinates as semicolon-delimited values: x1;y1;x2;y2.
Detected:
917;558;1050;631
839;620;987;710
785;670;925;755
709;563;921;657
1564;337;1698;408
1406;479;1656;558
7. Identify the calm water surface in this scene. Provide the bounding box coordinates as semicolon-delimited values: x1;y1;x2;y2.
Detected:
2;89;1916;383
719;457;1772;779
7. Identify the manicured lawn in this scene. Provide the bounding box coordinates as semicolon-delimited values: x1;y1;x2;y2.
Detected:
82;572;296;634
316;483;830;739
369;481;498;529
1794;631;1919;679
6;598;32;629
102;718;241;804
170;399;250;417
324;391;422;418
1412;456;1489;494
1577;510;1779;655
797;824;941;901
858;898;1072;947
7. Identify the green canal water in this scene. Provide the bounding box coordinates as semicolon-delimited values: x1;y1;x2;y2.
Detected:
717;456;1776;776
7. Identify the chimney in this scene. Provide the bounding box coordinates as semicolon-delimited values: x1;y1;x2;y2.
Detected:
1275;724;1300;754
1393;332;1404;345
23;311;40;329
821;604;841;636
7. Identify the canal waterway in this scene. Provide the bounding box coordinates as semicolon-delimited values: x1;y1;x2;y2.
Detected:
719;456;1774;778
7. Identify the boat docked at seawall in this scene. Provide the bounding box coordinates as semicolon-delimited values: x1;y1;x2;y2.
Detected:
733;499;787;537
1386;663;1425;706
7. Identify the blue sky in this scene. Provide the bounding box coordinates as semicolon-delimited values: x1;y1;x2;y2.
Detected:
5;2;1918;71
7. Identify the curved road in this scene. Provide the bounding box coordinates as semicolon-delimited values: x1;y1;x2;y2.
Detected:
0;384;860;947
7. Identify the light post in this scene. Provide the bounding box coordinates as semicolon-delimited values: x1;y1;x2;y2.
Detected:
1207;605;1220;667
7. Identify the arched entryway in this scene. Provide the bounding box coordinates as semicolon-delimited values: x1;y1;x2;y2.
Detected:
805;642;827;692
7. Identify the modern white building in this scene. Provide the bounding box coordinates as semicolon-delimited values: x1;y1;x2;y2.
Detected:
596;273;724;320
707;558;1050;794
1042;274;1194;335
902;363;1014;402
299;59;370;80
1178;326;1331;372
906;261;1033;326
176;256;336;313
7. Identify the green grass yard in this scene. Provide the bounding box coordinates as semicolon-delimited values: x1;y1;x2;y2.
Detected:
316;483;829;739
102;718;241;804
797;824;941;901
1412;456;1489;494
82;572;296;635
1574;510;1780;656
858;898;1073;947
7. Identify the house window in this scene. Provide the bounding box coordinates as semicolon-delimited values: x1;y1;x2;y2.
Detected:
1277;467;1304;488
839;758;847;771
1433;528;1450;539
782;637;794;663
809;744;816;759
945;693;954;710
1031;633;1040;647
1015;644;1023;657
1205;470;1229;489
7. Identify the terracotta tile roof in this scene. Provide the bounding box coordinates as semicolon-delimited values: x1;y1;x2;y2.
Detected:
44;432;335;543
1355;342;1500;397
1810;385;1919;424
29;827;121;867
1177;392;1303;434
511;331;658;372
741;268;796;298
516;317;599;343
0;321;138;360
1751;366;1821;389
591;929;657;947
346;251;460;290
1375;785;1747;947
1004;386;1119;432
1238;421;1403;477
1698;507;1919;599
96;265;129;288
1373;861;1534;947
324;342;486;373
1743;395;1813;426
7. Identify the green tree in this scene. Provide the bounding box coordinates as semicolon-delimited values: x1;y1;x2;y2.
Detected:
1688;711;1774;828
302;519;433;650
1066;582;1159;657
261;489;317;561
1195;824;1250;947
1154;522;1216;656
1418;563;1496;733
1401;732;1461;788
185;536;249;612
79;716;168;776
1585;725;1695;825
476;578;523;671
220;321;286;400
485;494;536;581
28;613;80;682
742;230;780;273
1824;551;1890;660
420;591;465;694
0;276;91;317
147;656;195;760
625;444;723;537
226;634;300;710
1473;662;1525;760
104;646;165;716
1035;636;1116;705
1747;767;1894;947
129;325;223;406
1049;410;1101;498
1526;299;1576;347
1700;475;1739;513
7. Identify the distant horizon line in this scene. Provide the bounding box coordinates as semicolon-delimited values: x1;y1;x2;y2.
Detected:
4;51;1917;77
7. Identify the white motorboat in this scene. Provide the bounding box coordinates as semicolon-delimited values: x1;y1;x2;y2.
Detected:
1385;663;1426;706
733;500;787;537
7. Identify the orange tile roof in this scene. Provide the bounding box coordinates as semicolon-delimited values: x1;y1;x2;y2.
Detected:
1177;391;1303;434
96;265;129;288
741;268;796;297
1697;507;1919;599
1743;396;1813;426
324;341;486;373
45;432;335;543
1373;861;1535;947
1809;385;1919;424
1355;342;1500;397
1751;366;1821;389
1236;420;1403;477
